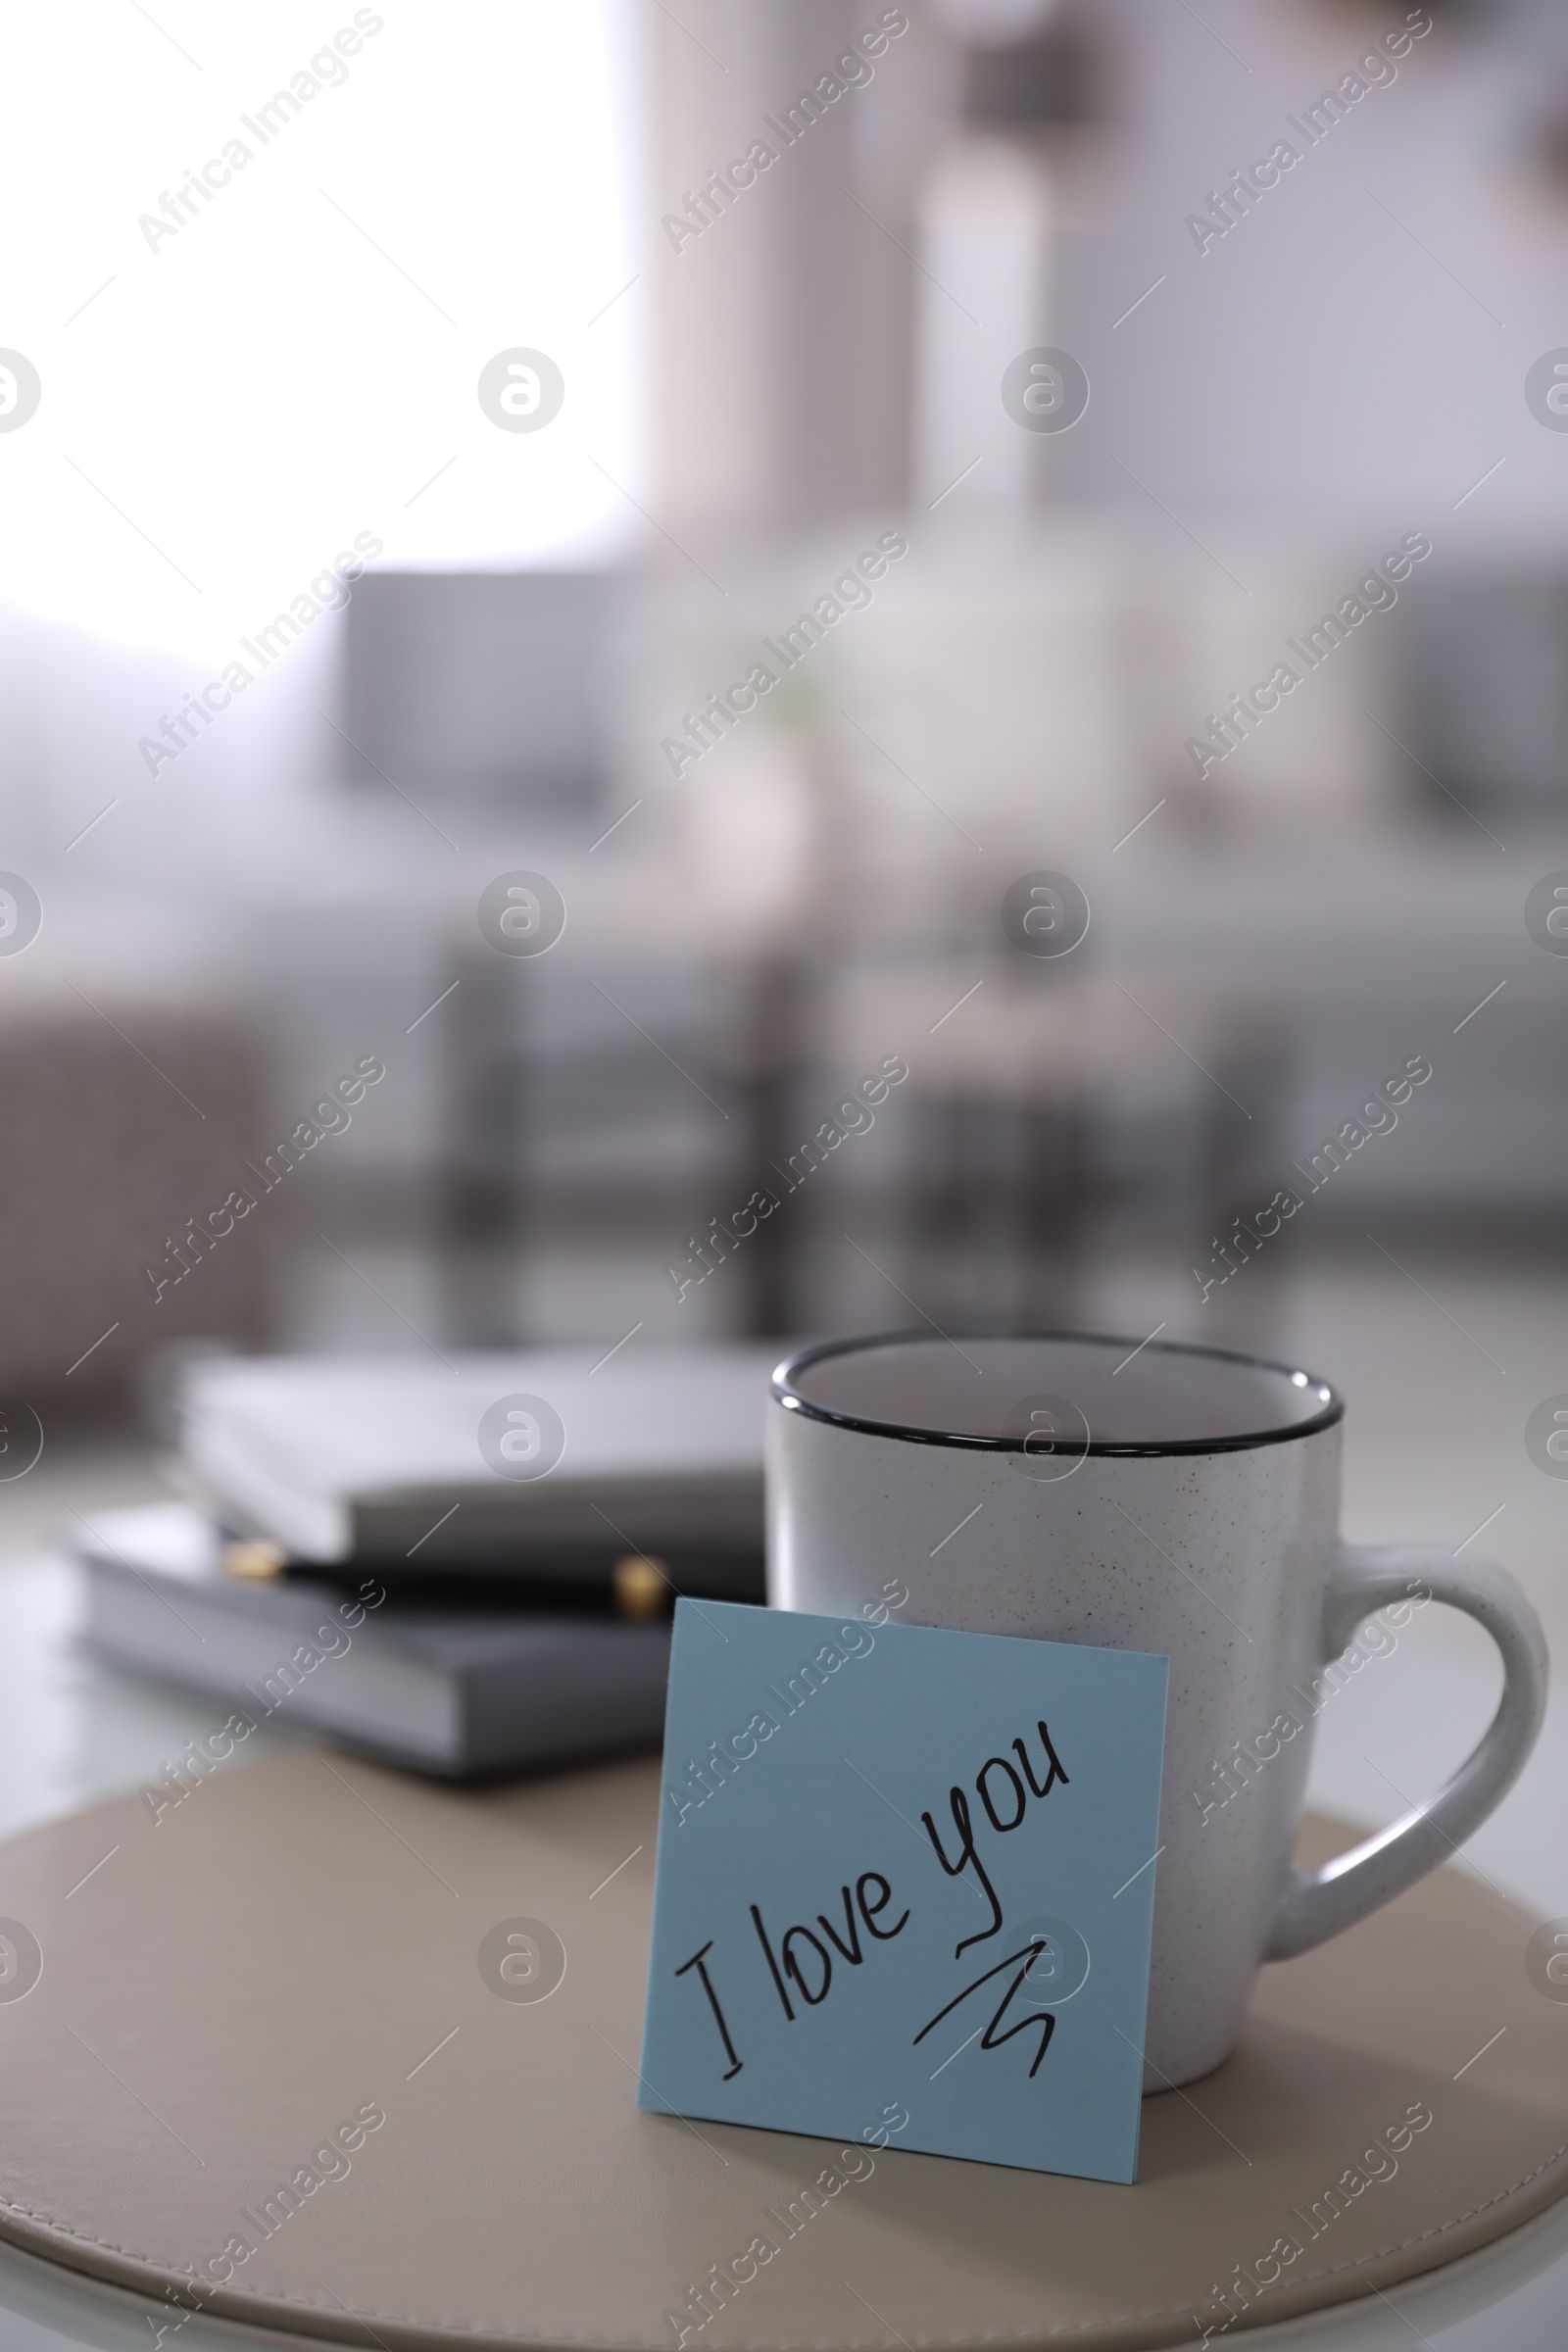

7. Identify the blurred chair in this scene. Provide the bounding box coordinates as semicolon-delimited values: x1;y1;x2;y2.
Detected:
429;925;1294;1346
789;955;1294;1338
433;944;797;1344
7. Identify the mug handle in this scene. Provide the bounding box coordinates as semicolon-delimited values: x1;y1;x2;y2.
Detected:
1263;1542;1548;1961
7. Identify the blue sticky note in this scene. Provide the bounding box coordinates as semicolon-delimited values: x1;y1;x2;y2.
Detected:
639;1601;1168;2184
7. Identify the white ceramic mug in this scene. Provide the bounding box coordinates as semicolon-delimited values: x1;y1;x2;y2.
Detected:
766;1332;1548;2086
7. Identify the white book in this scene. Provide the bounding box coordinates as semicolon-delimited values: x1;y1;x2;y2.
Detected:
174;1347;775;1566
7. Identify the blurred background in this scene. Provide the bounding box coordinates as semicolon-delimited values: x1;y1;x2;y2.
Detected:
0;0;1565;1652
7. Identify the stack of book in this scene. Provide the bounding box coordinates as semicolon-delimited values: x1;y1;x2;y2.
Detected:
68;1348;774;1779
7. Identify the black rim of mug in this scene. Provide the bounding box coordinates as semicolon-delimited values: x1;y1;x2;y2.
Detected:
771;1330;1345;1458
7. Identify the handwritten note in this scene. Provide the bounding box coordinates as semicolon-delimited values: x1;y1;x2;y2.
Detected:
639;1601;1168;2183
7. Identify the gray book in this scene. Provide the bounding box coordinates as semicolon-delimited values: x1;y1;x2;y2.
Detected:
70;1504;675;1779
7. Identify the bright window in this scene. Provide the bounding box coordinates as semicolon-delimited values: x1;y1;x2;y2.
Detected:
0;0;637;661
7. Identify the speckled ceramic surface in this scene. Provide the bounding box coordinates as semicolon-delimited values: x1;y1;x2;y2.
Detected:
767;1334;1548;2086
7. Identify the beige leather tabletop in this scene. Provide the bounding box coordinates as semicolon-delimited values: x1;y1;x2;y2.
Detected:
0;1746;1562;2352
